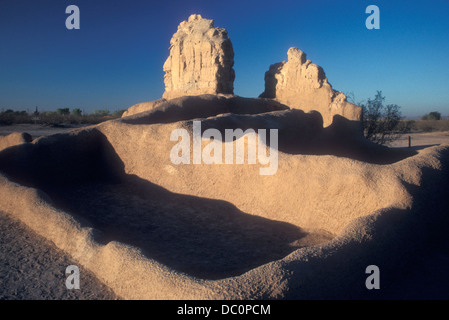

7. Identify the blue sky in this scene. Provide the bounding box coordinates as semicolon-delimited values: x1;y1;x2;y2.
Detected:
0;0;448;117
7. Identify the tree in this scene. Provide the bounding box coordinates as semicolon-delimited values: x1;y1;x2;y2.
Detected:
72;108;82;116
112;109;126;117
56;108;70;115
421;111;441;121
91;109;110;117
360;91;403;145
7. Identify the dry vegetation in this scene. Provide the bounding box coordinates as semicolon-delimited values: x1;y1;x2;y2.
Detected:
406;119;449;132
0;108;126;126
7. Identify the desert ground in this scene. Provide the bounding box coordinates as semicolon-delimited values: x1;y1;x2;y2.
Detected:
387;131;449;148
2;124;449;148
0;210;118;300
1;207;448;300
1;105;449;300
0;124;90;139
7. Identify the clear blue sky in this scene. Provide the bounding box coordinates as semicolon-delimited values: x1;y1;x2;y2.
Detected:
0;0;448;117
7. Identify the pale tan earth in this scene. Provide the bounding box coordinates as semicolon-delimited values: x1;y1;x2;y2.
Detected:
121;99;166;118
0;94;448;299
162;14;235;100
0;132;32;151
0;211;119;300
122;94;289;119
260;47;362;127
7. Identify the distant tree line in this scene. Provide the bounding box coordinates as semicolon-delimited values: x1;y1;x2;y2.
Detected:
0;107;127;126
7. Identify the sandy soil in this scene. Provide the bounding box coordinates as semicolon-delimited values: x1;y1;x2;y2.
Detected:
2;124;448;149
388;131;449;148
0;124;90;139
0;211;119;300
1;111;449;299
45;177;334;280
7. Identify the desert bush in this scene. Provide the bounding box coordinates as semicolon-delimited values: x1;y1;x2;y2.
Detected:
360;91;404;145
0;109;32;125
40;111;69;125
56;108;70;115
112;109;127;117
92;109;110;117
81;114;111;124
421;111;442;121
395;120;415;133
412;119;449;132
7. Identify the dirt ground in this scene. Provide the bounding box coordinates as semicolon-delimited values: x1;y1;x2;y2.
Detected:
1;124;448;148
44;178;333;280
0;124;90;139
1;124;449;299
0;211;119;300
387;131;449;148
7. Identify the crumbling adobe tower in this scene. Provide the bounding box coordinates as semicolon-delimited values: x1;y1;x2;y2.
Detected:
156;14;361;128
260;47;362;127
162;14;235;100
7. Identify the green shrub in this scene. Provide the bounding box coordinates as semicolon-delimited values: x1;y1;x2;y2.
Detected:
91;109;110;117
421;111;442;121
360;91;404;145
56;108;70;115
112;109;126;117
